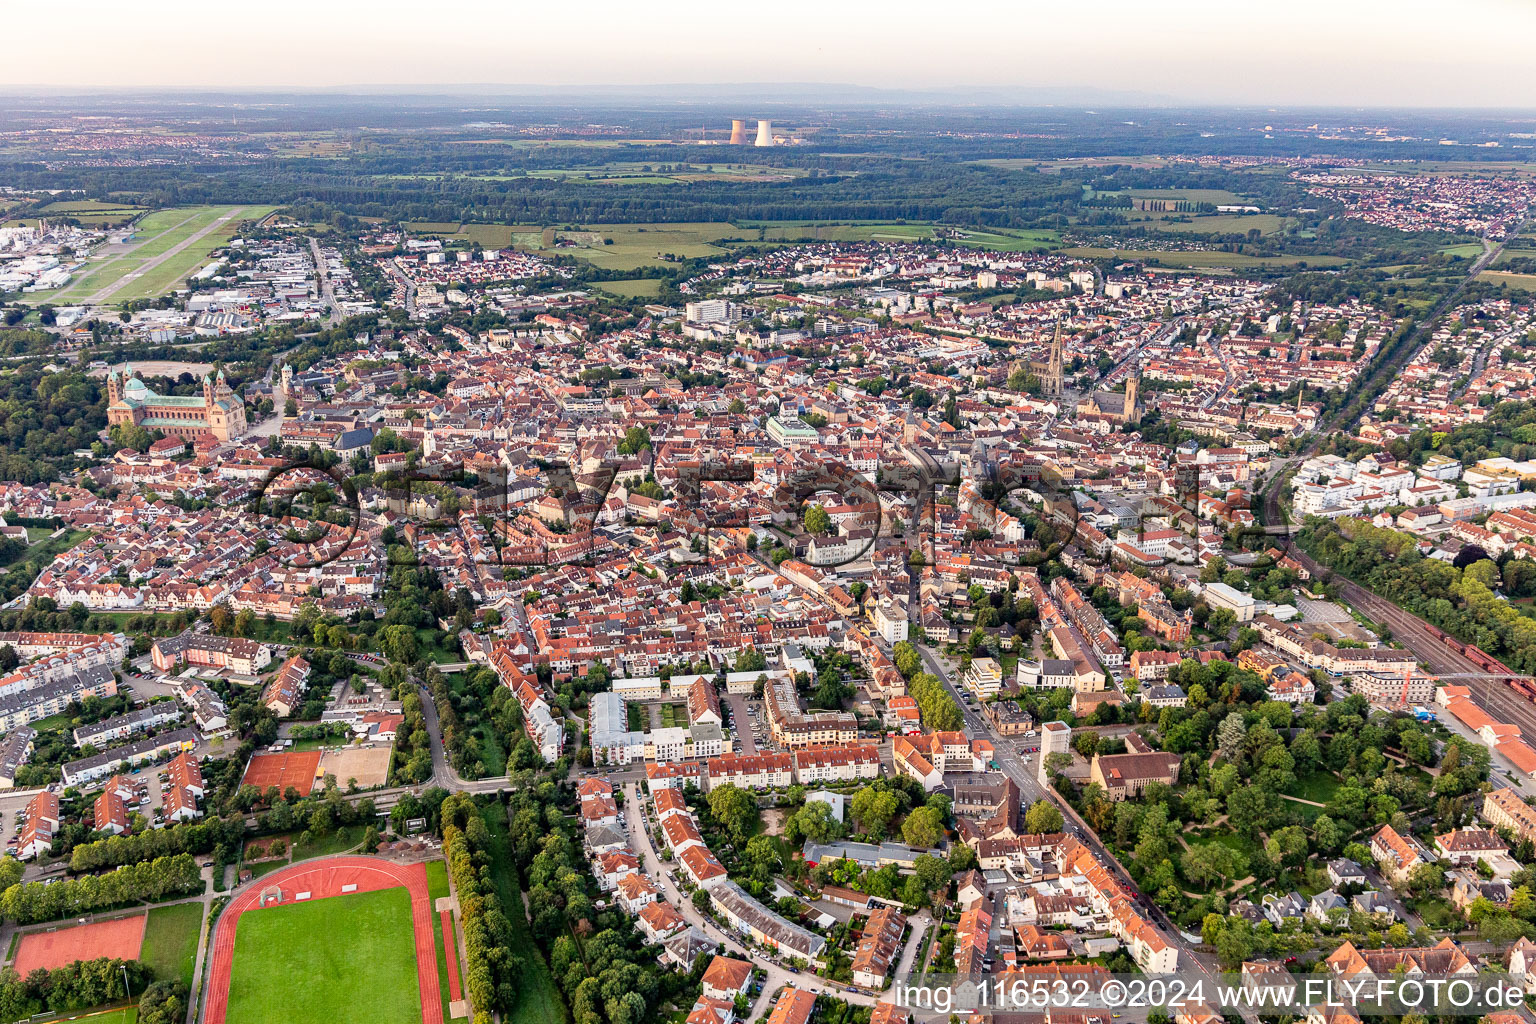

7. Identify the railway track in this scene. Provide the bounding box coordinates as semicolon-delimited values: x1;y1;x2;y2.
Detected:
1292;548;1536;737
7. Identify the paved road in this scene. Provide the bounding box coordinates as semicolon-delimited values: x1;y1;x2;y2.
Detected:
85;207;247;306
620;783;875;1020
309;236;341;318
908;640;1223;981
413;679;514;793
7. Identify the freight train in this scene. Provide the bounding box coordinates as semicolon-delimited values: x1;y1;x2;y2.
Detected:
1422;622;1531;697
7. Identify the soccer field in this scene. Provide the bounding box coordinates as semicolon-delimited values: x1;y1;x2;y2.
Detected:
225;888;421;1024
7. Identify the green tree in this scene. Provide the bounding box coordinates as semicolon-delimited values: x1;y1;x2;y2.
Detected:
901;805;945;848
1024;800;1064;835
379;624;419;664
803;504;831;535
850;786;900;840
707;784;760;845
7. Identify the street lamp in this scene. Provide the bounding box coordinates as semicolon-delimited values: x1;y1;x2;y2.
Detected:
121;962;132;1002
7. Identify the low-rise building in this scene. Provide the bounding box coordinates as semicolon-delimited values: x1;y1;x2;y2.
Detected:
61;727;198;787
851;905;906;989
73;703;183;749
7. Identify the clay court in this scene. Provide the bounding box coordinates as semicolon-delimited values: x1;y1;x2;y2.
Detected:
317;745;393;789
13;914;146;974
205;856;441;1024
241;750;322;796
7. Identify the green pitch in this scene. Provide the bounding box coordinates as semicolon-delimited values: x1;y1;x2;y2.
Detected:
225;888;421;1024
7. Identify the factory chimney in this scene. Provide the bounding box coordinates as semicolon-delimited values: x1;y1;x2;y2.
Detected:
729;119;748;145
754;119;773;147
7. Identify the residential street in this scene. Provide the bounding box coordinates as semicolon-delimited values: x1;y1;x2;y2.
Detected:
621;783;877;1020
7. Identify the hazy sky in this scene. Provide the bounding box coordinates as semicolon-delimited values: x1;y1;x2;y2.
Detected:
6;0;1536;107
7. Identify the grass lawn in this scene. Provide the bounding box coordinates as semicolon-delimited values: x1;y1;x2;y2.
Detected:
140;902;203;990
226;887;420;1024
1;528;87;574
246;859;289;880
1285;771;1341;804
1142;213;1285;235
1184;829;1262;863
28;711;75;732
1061;246;1347;270
1412;896;1460;930
65;1010;137;1024
292;825;367;861
596;278;665;299
482;807;567;1024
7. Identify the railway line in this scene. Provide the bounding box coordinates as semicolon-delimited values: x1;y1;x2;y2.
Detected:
1290;548;1536;737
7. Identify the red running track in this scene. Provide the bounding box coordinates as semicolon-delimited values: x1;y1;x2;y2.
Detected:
204;856;442;1024
439;909;462;1001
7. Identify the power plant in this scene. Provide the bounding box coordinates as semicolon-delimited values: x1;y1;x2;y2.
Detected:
713;117;777;147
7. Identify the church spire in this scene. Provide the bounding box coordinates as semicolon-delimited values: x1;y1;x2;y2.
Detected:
1046;318;1064;398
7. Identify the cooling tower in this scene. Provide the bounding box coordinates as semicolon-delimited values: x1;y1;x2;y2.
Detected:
754;119;773;147
730;119;748;145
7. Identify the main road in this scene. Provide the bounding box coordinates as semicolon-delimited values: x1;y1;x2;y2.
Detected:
907;640;1223;980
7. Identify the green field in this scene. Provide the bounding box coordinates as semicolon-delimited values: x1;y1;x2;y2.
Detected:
291;824;367;861
1130;213;1285;235
596;278;665;299
63;1010;136;1024
1122;188;1252;204
2;529;89;593
1479;270;1536;291
40;199;146;225
140;902;203;990
225;888;420;1024
1285;771;1342;804
31;206;277;306
1182;830;1262;873
1062;246;1346;270
563;222;736;270
482;808;567;1024
402;223;543;248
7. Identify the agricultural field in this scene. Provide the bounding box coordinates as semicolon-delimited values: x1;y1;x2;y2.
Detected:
29;205;276;306
402;223;541;248
225;888;420;1024
1123;213;1285;235
596;278;665;299
1491;247;1536;265
558;222;737;271
1478;270;1536;291
1062;246;1347;270
745;221;1059;252
975;156;1181;173
1119;187;1253;205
